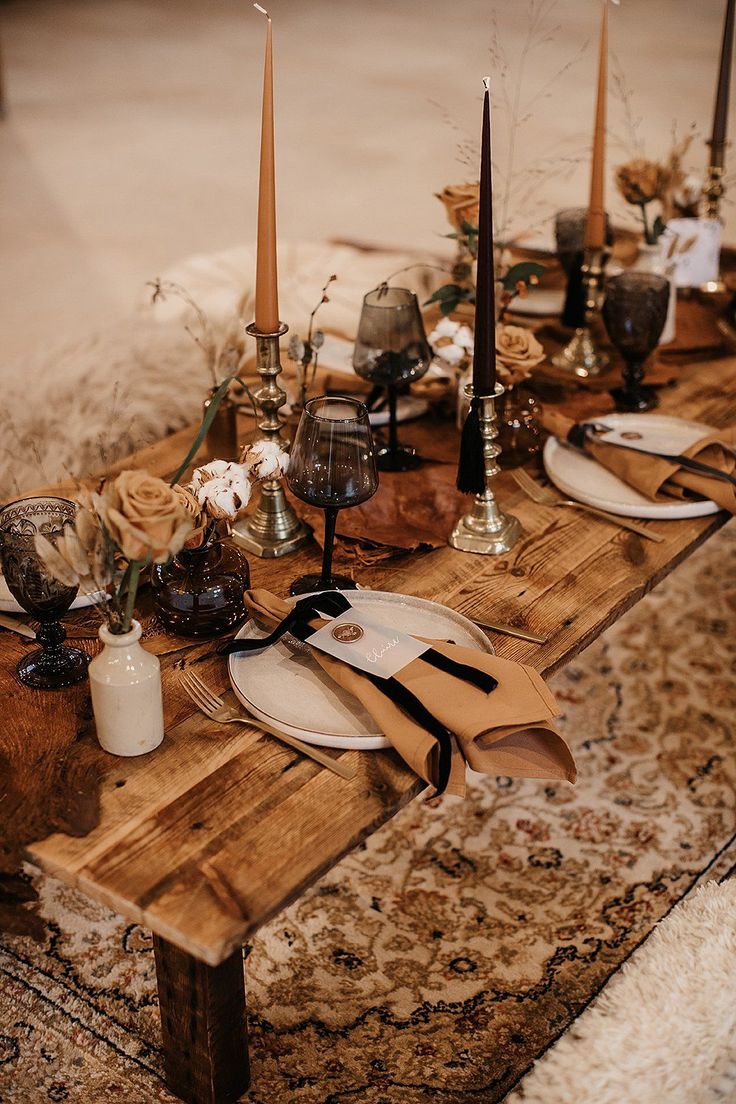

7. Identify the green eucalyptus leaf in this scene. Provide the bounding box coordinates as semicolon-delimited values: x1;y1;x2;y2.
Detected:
501;261;546;292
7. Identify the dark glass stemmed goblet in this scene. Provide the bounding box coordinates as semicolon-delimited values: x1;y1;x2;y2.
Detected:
602;272;670;412
287;396;378;596
353;286;432;472
0;497;90;689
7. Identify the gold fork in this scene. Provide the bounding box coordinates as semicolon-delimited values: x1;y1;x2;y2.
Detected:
178;669;356;781
511;468;664;543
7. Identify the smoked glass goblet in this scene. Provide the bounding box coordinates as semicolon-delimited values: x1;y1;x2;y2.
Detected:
353;286;432;472
287;396;378;596
602;272;669;412
0;497;90;689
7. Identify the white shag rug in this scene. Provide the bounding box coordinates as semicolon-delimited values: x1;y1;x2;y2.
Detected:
0;241;439;500
508;878;736;1104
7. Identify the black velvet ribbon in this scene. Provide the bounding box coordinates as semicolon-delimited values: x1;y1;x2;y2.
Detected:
219;591;498;795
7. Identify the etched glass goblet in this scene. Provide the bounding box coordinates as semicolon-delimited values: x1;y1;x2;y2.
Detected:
0;497;90;689
602;272;669;412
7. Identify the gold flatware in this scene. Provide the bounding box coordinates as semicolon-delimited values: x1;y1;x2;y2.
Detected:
178;669;356;781
471;617;547;645
0;613;36;640
511;468;665;543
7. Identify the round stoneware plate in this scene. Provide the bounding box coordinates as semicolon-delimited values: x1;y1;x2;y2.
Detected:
0;575;103;615
543;413;721;520
369;396;428;427
509;287;565;317
228;590;493;750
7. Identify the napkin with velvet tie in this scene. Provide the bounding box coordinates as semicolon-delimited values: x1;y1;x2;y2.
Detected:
223;589;576;798
543;409;736;513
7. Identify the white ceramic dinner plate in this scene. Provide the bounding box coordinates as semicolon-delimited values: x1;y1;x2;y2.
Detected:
0;575;102;615
228;590;493;750
543;413;722;520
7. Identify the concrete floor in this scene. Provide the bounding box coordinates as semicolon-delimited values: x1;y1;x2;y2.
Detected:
0;0;730;360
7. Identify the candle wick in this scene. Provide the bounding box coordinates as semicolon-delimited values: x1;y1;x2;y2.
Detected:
253;3;269;15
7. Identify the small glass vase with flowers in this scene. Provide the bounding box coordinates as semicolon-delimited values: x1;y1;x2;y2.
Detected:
152;441;288;638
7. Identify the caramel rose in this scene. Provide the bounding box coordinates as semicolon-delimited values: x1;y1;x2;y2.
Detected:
615;159;668;205
435;182;480;233
97;470;194;563
496;324;545;370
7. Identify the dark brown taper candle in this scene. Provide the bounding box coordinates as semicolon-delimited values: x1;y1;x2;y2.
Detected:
472;79;496;397
711;0;736;154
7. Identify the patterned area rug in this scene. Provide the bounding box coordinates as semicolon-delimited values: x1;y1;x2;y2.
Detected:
1;527;735;1104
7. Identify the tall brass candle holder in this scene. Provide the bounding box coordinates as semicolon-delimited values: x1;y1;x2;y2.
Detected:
701;143;727;293
551;247;609;377
449;382;521;555
232;322;310;558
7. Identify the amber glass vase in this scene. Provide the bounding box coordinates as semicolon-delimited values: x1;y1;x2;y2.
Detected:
151;539;250;638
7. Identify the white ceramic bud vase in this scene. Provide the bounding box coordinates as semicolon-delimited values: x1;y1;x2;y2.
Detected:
634;243;677;346
89;620;164;756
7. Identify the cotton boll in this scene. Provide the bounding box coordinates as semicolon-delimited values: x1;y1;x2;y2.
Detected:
435;343;466;366
192;461;254;521
243;440;290;479
455;325;474;350
428;317;461;344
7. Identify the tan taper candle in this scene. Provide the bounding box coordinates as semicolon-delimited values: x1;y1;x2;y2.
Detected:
254;7;279;334
585;0;608;251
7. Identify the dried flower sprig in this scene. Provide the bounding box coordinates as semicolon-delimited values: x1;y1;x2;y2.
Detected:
148;279;251;389
287;274;337;409
36;472;195;634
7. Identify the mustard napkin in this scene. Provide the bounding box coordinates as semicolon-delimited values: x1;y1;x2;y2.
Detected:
544;409;736;514
242;589;576;798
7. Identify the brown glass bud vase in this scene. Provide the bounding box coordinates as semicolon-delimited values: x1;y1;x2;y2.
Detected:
496;383;543;469
151;539;250;638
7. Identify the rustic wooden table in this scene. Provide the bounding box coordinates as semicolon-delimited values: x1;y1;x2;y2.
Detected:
7;350;733;1103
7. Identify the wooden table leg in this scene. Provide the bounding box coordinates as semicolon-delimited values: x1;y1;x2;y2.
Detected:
153;935;250;1104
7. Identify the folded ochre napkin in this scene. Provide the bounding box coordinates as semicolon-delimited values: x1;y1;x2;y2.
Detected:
241;589;576;798
543;409;736;514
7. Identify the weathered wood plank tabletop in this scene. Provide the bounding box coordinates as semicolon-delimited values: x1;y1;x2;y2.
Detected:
7;347;733;1102
28;352;735;964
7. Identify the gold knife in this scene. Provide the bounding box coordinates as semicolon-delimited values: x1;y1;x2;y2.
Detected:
471;617;547;645
0;613;36;640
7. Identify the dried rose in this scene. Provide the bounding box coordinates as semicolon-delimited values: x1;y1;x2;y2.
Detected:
190;460;253;521
172;484;206;549
495;324;545;386
96;470;193;564
242;440;290;481
435;183;480;233
615;159;668;206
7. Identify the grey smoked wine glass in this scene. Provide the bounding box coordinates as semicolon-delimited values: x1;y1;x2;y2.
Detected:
286;396;379;595
352;286;432;472
602;272;669;412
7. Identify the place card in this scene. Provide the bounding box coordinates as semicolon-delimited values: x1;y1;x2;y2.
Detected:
309;609;429;679
663;218;722;288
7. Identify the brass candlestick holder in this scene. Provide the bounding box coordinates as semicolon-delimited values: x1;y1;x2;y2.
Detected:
232;322;310;558
701;143;727;293
449;382;521;555
551;247;609;377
